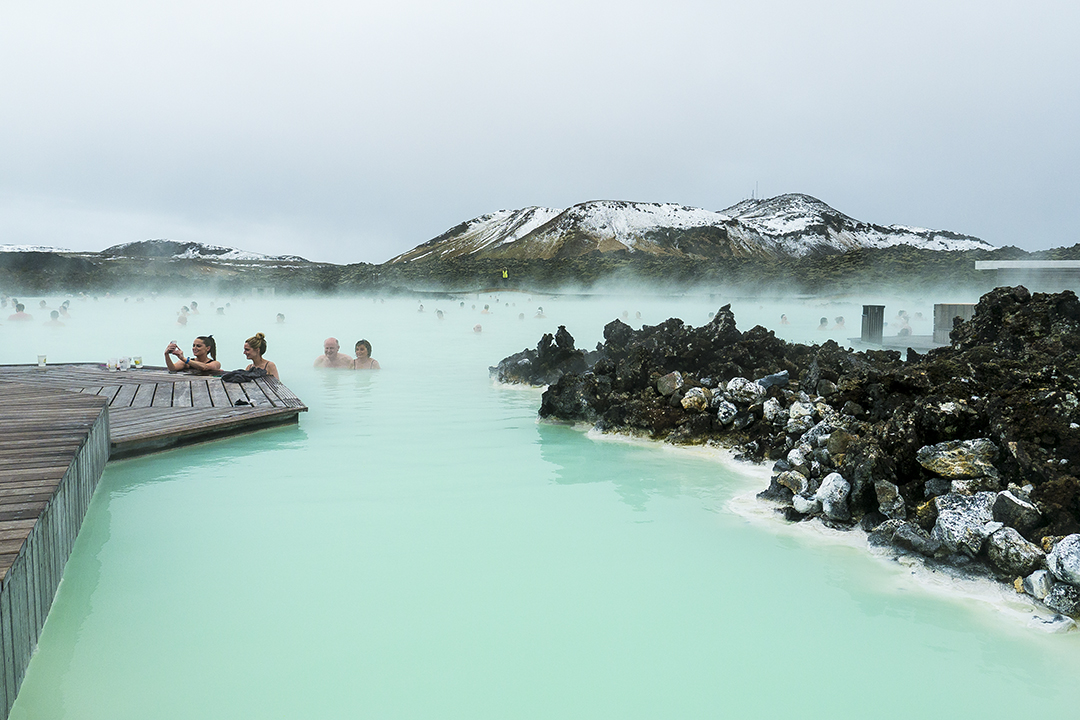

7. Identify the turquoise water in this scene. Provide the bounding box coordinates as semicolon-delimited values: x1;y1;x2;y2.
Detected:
4;292;1079;718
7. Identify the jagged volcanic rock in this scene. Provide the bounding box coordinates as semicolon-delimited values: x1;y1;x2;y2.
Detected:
494;286;1080;616
489;326;592;386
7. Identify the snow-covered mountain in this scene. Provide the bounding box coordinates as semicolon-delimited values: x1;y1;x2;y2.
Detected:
100;239;307;262
717;195;991;255
0;244;73;253
389;194;993;263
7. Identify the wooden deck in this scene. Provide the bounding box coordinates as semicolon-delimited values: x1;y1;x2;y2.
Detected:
0;364;308;716
0;364;307;458
0;379;110;716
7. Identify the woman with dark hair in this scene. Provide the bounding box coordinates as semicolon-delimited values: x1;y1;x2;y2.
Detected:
165;336;221;373
243;332;279;379
352;339;380;370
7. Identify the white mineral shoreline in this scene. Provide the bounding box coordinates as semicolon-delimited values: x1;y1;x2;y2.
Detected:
506;376;1076;636
581;421;1077;635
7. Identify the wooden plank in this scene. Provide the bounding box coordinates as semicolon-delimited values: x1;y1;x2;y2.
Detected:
97;386;122;404
8;560;28;692
111;383;139;408
130;383;156;408
208;380;232;408
190;380;212;408
1;576;14;708
254;378;282;405
244;381;275;407
173;381;192;408
150;383;174;408
221;382;249;406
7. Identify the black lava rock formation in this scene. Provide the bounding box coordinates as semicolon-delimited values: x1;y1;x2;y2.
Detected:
490;325;593;386
494;287;1080;616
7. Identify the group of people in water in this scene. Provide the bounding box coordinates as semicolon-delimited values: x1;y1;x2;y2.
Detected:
313;337;380;370
4;298;72;325
816;316;846;331
788;310;920;336
164;332;381;377
164;332;279;379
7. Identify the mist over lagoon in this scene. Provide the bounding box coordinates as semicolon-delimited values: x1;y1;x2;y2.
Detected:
3;291;1080;718
5;0;1080;713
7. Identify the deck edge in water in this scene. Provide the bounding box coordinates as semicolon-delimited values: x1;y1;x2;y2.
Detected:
0;367;308;717
0;402;109;720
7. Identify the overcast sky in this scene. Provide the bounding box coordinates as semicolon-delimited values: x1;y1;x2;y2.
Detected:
2;0;1077;264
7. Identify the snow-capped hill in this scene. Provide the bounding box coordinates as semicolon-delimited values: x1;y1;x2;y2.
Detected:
532;200;728;245
721;194;846;236
0;244;72;253
497;200;755;259
100;239;307;262
390;207;562;262
392;194;993;263
722;194;993;254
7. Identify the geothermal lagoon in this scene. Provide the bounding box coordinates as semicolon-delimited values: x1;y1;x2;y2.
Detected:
3;292;1080;718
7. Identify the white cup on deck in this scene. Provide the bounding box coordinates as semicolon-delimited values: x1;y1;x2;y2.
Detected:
37;355;46;368
133;356;143;369
119;357;131;371
108;357;118;371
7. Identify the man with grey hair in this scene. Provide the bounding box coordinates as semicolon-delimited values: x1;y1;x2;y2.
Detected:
314;337;352;368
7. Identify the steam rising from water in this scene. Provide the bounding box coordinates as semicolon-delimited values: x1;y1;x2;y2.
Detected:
6;290;1079;719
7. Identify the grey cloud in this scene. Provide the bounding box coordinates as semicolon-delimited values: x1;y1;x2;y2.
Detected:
2;0;1078;264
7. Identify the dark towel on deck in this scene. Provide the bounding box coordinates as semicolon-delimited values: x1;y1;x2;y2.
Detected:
221;368;268;383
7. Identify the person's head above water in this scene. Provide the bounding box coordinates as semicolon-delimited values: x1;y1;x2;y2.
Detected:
196;335;217;360
243;332;279;378
355;339;372;357
315;337;352;368
246;332;267;356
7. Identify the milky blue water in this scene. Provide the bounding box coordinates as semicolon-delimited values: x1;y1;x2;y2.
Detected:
3;291;1079;718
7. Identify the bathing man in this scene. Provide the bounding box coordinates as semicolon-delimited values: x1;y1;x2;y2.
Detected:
7;303;33;321
314;337;353;369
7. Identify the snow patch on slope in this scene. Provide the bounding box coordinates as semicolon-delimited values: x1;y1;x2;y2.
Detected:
101;239;307;262
396;193;994;262
561;201;731;249
0;244;72;253
392;207;563;262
